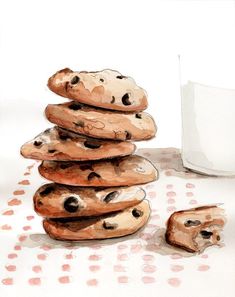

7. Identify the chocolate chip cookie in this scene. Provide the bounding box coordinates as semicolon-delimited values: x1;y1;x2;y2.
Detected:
165;205;226;253
34;183;146;218
43;200;150;241
20;126;135;161
38;155;158;187
48;68;148;112
45;102;157;141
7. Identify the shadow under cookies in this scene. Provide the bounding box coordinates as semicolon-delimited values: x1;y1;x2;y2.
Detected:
18;228;192;258
137;147;213;179
142;228;193;257
18;230;145;250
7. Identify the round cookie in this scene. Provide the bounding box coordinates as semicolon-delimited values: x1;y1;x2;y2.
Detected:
38;155;158;187
20;126;136;161
34;183;146;218
43;200;151;241
45;102;157;141
48;68;148;112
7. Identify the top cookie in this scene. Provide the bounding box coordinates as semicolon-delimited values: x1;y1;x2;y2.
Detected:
48;68;148;112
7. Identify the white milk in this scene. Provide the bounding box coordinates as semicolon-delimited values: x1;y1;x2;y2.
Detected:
181;81;235;176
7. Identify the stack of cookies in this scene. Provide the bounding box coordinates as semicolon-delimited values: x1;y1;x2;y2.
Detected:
21;68;158;241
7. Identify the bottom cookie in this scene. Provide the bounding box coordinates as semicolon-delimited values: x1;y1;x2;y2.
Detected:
43;200;150;241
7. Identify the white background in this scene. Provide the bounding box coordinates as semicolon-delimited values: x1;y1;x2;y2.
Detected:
0;1;235;296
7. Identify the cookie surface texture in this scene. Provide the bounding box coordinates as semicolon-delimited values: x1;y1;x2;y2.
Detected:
20;126;136;161
34;183;146;218
48;68;148;112
45;102;156;141
43;200;151;240
38;155;158;187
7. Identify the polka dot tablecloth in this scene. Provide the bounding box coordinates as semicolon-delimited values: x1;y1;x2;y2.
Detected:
1;148;235;297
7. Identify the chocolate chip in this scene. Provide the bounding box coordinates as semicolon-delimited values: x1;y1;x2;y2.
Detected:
135;113;142;119
69;103;82;110
48;149;56;153
74;121;84;127
217;235;220;241
116;75;127;79
125;130;132;140
184;220;201;227
37;200;43;206
111;96;115;104
122;93;132;105
40;186;54;196
34;141;42;146
103;191;119;203
71;76;80;85
84;140;101;149
132;208;143;218
100;78;104;82
200;230;213;239
64;196;79;213
79;164;93;171
88;172;101;180
102;221;118;230
60;163;73;169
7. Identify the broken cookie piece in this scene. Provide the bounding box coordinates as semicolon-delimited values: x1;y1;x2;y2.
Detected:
165;205;226;253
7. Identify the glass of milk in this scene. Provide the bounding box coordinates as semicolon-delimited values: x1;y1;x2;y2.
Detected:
180;54;235;176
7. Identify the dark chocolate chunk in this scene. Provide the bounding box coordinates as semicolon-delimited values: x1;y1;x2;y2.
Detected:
200;230;213;239
74;121;84;127
184;220;201;227
40;186;54;196
102;221;118;230
37;200;43;206
60;163;73;169
132;208;143;218
103;191;119;203
64;196;79;213
34;141;42;146
87;172;101;180
100;78;104;82
79;164;93;171
111;96;115;104
70;76;80;85
135;113;142;119
116;75;127;79
69;103;82;110
125;130;132;140
48;149;56;153
217;235;221;241
122;93;132;105
84;140;101;149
